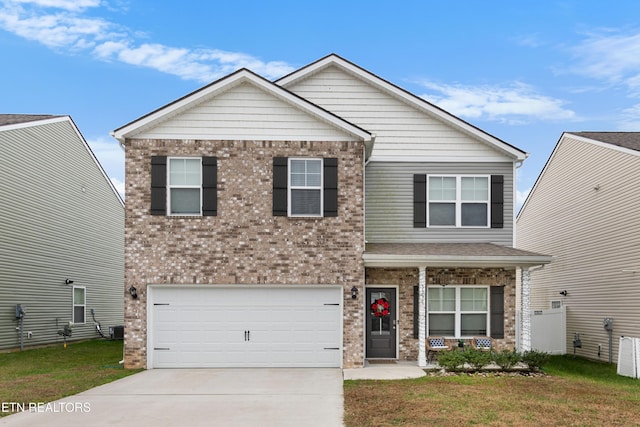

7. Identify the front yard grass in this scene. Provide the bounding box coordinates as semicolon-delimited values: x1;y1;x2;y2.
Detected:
344;355;640;426
0;339;140;416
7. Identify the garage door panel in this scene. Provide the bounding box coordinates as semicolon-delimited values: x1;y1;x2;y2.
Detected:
151;286;342;368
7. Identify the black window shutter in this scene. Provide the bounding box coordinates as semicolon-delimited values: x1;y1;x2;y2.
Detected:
150;156;167;215
491;175;504;228
490;286;505;339
202;157;217;216
273;157;288;216
323;158;338;217
413;174;427;228
413;286;419;339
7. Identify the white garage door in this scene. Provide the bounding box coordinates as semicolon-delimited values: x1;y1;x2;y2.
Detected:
149;286;342;368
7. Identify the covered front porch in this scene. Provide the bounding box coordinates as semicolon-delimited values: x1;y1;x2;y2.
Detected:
363;243;553;368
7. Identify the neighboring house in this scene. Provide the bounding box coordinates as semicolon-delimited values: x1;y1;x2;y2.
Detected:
112;54;551;369
517;132;640;363
0;115;124;350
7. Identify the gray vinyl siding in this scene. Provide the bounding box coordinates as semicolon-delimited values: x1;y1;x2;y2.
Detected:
135;82;355;142
0;119;124;350
517;135;640;362
285;66;506;160
366;161;514;245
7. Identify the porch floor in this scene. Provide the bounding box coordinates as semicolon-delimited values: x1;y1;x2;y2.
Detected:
343;360;433;380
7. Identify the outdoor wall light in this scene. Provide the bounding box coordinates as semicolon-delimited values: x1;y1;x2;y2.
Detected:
129;286;138;299
559;290;568;296
65;279;74;285
351;286;358;299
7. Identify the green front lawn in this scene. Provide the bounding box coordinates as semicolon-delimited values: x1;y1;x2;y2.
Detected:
344;355;640;426
0;339;140;416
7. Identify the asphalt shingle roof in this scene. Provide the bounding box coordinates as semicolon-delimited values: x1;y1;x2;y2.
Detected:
0;114;61;127
571;132;640;152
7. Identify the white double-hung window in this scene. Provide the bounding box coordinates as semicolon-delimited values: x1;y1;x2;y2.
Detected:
289;158;322;216
427;286;489;337
72;286;86;324
428;175;489;227
168;158;202;215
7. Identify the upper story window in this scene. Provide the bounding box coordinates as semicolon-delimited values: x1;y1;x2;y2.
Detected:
427;286;488;337
273;157;338;218
168;158;202;215
289;158;322;216
428;175;489;227
150;156;217;217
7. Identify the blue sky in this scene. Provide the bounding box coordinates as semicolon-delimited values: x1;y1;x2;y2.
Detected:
2;1;640;208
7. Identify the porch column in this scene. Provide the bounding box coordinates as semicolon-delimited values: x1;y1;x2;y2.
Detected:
520;268;532;352
418;266;427;367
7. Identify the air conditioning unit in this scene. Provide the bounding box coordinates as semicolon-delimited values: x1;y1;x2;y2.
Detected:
109;325;124;340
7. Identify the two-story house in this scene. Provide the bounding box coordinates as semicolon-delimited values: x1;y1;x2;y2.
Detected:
1;115;124;350
112;54;551;369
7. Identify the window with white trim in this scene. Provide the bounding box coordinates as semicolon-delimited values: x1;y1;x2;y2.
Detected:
427;286;489;337
428;175;489;227
73;286;86;324
289;158;322;216
168;157;202;215
551;300;562;309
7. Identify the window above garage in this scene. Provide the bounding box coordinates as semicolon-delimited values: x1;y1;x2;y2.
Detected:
273;157;338;217
150;156;217;217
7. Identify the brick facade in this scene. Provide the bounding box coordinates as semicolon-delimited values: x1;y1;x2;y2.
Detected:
365;267;517;361
124;138;365;368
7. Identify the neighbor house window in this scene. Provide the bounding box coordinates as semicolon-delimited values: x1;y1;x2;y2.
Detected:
289;158;322;216
168;157;202;215
427;286;488;337
73;286;86;324
428;175;489;227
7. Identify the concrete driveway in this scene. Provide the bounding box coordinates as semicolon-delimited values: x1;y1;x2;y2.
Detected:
0;368;344;427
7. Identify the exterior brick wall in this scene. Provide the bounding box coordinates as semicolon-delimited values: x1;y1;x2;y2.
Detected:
365;267;517;361
124;138;365;368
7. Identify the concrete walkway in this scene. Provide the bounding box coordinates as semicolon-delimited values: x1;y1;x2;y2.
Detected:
0;369;343;427
343;361;428;380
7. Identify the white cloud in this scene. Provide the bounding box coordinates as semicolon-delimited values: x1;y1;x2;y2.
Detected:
0;0;294;81
617;103;640;130
570;30;640;96
516;187;531;212
110;177;125;199
417;80;577;124
87;135;123;175
12;0;101;12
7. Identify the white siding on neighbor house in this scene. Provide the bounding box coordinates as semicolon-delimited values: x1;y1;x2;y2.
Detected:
134;82;358;142
366;161;514;245
0;119;124;349
517;135;640;363
285;66;508;161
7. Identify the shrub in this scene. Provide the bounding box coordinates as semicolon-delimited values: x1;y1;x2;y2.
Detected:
436;350;466;371
464;349;493;370
493;349;521;370
522;350;550;371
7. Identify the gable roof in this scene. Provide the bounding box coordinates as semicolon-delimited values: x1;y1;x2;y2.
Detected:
277;54;528;161
517;131;640;218
570;132;640;153
1;114;124;207
111;68;373;148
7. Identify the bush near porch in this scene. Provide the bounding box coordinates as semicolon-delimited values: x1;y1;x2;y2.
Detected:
436;348;549;372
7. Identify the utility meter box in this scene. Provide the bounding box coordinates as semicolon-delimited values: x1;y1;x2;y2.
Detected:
603;318;614;331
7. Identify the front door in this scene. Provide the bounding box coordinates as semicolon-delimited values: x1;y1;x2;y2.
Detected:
366;288;397;358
